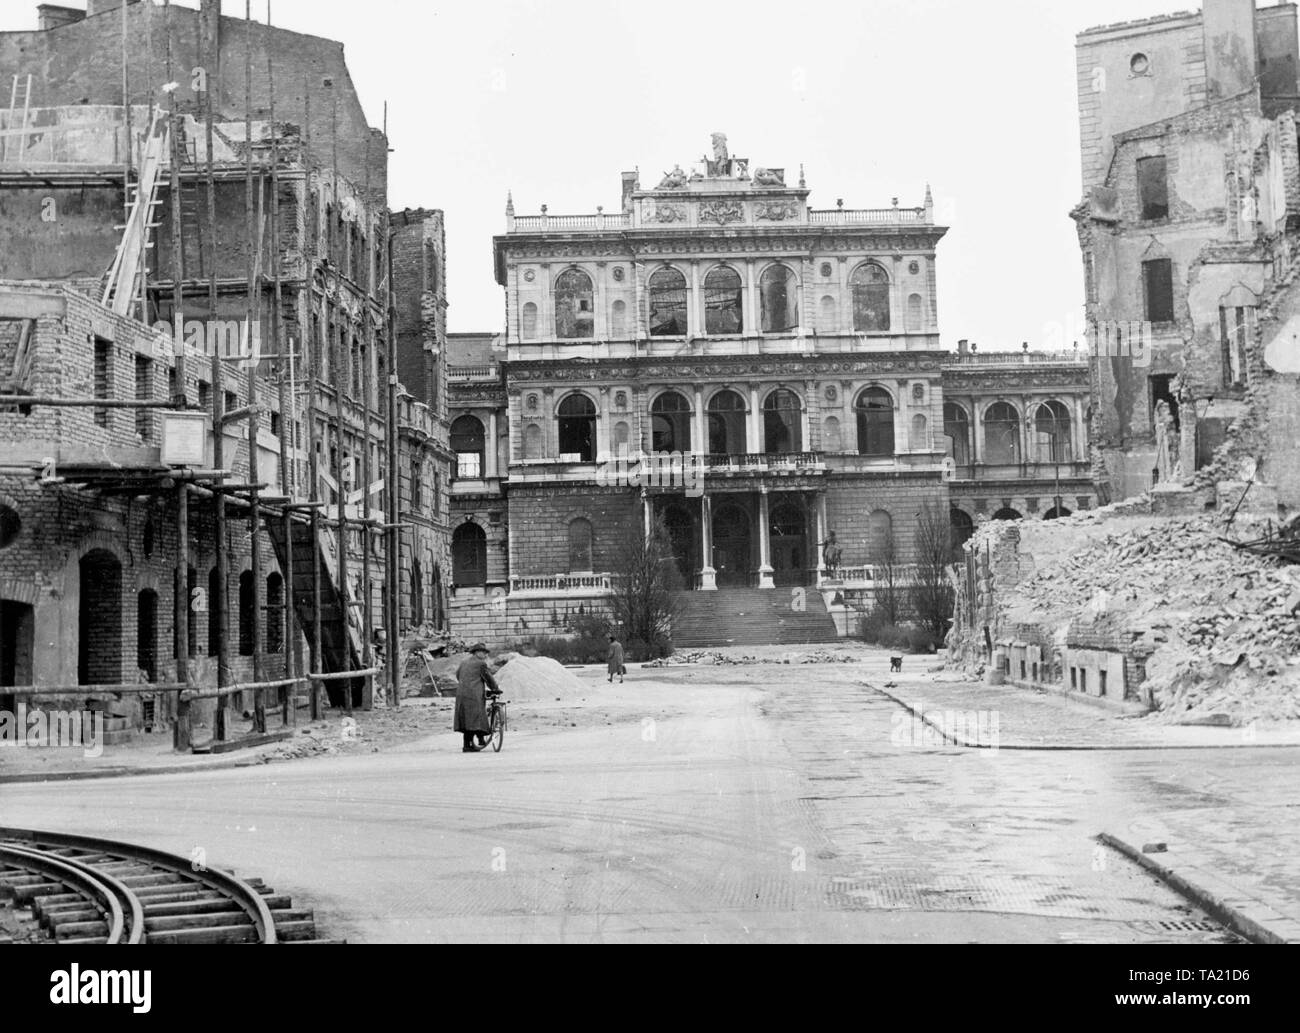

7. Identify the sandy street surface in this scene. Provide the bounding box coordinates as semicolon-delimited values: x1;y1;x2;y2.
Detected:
2;646;1289;943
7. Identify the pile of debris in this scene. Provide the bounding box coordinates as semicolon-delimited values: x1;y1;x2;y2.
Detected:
494;655;590;701
1003;513;1300;724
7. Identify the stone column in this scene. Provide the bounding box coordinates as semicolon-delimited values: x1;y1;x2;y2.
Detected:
699;494;717;590
744;258;758;336
693;384;706;458
757;486;775;589
596;386;610;461
815;491;828;586
801;378;813;453
689;260;701;339
544;387;556;458
487;410;499;478
748;383;762;456
970;396;982;465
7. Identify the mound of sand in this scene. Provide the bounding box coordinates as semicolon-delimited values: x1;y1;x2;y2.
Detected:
494;655;590;701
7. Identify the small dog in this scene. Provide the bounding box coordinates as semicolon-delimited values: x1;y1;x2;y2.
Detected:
889;656;903;673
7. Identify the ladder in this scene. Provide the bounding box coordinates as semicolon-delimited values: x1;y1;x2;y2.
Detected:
102;113;169;318
3;74;33;163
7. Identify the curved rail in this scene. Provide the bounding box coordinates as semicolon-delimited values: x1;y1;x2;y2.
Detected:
0;827;279;944
0;844;134;943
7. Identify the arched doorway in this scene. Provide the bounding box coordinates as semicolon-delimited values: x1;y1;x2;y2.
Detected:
452;522;487;589
136;589;158;683
712;503;751;588
79;549;122;686
769;501;808;587
1;599;35;713
661;503;696;586
950;508;975;551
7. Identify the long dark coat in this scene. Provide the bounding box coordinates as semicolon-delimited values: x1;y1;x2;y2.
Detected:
454;655;498;733
606;640;626;677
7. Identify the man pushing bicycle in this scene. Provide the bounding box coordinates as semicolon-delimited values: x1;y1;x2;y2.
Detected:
455;642;500;753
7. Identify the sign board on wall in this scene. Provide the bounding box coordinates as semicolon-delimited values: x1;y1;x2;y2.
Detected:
161;411;210;466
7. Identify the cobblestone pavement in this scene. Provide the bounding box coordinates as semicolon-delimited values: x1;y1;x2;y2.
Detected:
1;654;1287;942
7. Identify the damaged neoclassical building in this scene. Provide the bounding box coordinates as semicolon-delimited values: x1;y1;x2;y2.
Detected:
444;137;1095;647
0;0;452;743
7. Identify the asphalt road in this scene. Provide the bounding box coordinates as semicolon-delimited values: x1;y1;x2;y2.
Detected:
0;665;1261;943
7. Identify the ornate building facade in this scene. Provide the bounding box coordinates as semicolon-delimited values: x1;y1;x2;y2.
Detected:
445;137;1095;644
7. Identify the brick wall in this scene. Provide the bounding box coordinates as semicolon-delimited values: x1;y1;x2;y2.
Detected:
507;485;639;577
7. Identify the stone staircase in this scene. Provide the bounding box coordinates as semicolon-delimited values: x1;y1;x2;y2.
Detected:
671;588;840;648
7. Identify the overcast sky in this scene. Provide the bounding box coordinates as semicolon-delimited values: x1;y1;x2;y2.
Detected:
2;0;1257;346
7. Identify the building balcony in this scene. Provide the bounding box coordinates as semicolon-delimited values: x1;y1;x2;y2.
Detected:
703;452;826;475
949;460;1091;483
448;364;501;383
508;572;614;597
807;207;928;226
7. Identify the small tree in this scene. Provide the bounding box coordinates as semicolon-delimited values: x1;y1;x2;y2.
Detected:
871;526;903;626
909;501;957;639
609;513;686;659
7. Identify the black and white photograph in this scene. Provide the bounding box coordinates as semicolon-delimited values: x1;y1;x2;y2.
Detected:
0;0;1296;1007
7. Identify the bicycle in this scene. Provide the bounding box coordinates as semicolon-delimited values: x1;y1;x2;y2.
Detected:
484;690;507;752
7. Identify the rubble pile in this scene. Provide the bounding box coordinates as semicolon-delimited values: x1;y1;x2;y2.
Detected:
494;655;590;700
1004;513;1300;724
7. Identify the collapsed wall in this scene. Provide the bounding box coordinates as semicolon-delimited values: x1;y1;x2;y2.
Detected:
948;496;1300;725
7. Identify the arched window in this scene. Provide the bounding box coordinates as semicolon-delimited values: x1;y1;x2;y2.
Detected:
868;510;893;561
238;570;255;657
818;294;837;332
521;302;538;340
1033;400;1073;463
950;508;975;551
763;388;803;453
568;517;594;573
555;268;594;339
651;391;692;453
760;264;798;332
823;415;843;452
707;389;747;455
906;292;924;332
610;299;628;338
557;393;596;462
1043;505;1073;520
850;263;891;332
649;267;688;337
992;506;1023;521
704;266;744;335
855;387;895;456
452;522;487;588
265;572;284;653
943;402;970;467
910;412;929;451
451;415;485;478
984;401;1021;465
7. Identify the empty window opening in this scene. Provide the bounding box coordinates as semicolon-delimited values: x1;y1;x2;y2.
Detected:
1219;305;1254;388
856;387;894;456
1137;156;1168;220
851;263;891;332
93;336;112;427
760;264;798;333
238;570;255;657
134;355;153;440
555;269;595;339
651;392;692;453
452;522;487;589
1143;258;1175;323
763;389;803;453
705;266;744;335
649;268;688;337
451;415;485;479
137;589;158;683
557;394;596;462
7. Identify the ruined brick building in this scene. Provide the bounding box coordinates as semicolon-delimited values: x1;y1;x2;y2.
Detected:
0;0;451;731
445;138;1093;646
1074;0;1300;507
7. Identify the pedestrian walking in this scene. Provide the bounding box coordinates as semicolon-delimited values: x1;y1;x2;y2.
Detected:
454;643;498;752
607;634;625;684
